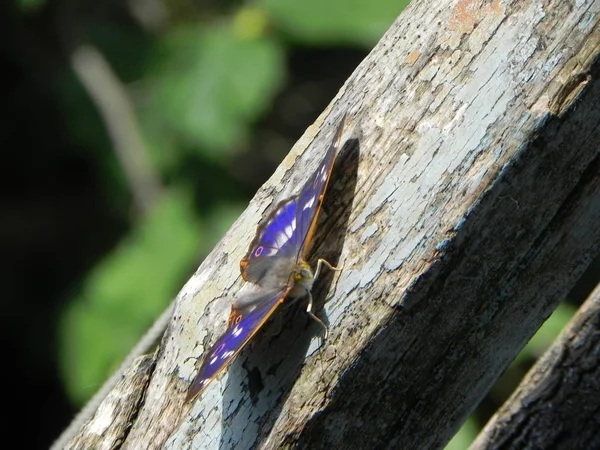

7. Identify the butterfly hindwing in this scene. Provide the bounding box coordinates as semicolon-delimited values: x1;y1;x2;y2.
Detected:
185;289;286;402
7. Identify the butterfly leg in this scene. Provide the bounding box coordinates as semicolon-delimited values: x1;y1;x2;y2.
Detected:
306;292;329;339
313;258;343;281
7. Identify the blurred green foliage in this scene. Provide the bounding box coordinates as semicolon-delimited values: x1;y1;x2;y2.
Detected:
60;192;202;402
260;0;407;45
145;25;285;160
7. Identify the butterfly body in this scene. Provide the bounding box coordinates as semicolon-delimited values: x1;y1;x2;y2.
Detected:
186;116;346;403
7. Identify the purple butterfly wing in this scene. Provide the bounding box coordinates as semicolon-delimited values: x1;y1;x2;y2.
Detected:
294;115;346;258
240;198;301;285
185;288;286;402
240;116;346;283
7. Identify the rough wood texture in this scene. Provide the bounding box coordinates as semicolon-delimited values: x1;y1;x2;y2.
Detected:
65;354;155;450
471;282;600;450
65;0;600;448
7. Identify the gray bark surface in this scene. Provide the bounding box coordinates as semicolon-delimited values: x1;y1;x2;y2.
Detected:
61;0;600;449
65;355;155;450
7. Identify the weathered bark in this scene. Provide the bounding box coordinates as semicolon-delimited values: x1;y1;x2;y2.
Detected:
65;354;155;450
470;282;600;450
62;0;600;449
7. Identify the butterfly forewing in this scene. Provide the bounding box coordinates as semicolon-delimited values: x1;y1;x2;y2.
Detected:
186;288;287;402
295;116;346;259
240;198;300;284
240;116;347;283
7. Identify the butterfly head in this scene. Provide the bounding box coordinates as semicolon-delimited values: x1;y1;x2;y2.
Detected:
290;260;314;296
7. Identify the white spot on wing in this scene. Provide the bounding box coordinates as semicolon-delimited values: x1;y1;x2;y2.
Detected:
232;326;243;337
221;350;235;360
320;165;328;181
275;232;289;248
284;225;293;238
303;196;316;211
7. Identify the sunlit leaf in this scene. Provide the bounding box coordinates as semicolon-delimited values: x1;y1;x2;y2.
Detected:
232;6;270;40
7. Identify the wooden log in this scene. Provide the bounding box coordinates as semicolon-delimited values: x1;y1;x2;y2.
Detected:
470;282;600;450
61;0;600;448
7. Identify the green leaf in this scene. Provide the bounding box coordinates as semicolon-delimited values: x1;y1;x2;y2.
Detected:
260;0;409;46
59;191;202;404
144;24;285;161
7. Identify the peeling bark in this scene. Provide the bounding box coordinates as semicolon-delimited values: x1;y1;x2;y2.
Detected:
60;0;600;449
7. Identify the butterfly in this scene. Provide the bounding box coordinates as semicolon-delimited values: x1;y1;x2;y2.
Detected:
186;115;347;403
